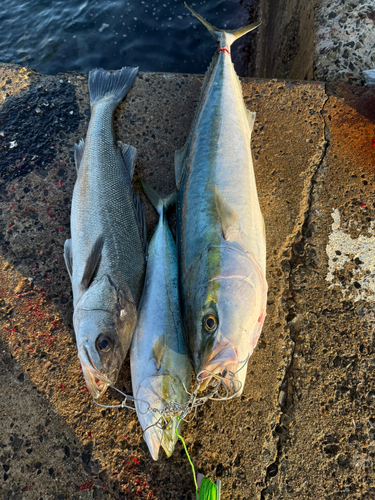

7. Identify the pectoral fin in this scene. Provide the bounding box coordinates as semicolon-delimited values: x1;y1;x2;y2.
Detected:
81;235;104;289
214;186;239;241
64;239;73;280
151;334;165;371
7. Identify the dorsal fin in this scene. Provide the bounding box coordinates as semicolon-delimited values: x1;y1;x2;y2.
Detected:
151;334;165;371
81;235;104;289
214;186;239;241
118;141;138;180
74;139;85;171
133;193;148;255
246;110;256;131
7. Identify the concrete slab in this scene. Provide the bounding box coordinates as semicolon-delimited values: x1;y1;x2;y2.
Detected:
0;63;374;499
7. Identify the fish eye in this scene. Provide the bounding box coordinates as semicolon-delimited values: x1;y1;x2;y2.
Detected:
96;335;111;352
203;314;218;332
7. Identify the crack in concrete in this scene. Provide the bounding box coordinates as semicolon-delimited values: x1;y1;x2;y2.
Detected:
260;88;330;499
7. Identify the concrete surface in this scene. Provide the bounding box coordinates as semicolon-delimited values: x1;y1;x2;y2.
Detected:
257;0;375;85
0;63;375;500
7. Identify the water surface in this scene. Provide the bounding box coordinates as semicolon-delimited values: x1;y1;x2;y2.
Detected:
0;0;256;76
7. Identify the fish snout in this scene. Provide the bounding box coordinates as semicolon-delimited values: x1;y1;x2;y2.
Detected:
141;414;180;460
79;344;118;399
198;341;245;396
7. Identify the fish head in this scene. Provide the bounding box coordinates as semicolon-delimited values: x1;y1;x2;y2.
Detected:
134;373;188;460
74;275;137;399
186;248;267;397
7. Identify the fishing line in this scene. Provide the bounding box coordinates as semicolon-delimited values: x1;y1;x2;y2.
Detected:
175;416;198;499
175;416;220;500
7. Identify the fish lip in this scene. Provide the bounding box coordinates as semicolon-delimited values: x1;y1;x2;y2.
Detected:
140;411;179;460
197;341;245;396
79;345;110;399
143;427;162;461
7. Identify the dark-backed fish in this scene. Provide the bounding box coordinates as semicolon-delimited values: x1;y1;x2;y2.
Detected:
64;67;147;398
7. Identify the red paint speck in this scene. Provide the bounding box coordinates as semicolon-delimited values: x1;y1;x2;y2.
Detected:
84;387;90;393
88;431;92;438
372;139;375;147
79;483;93;491
360;202;367;208
218;47;230;55
133;458;140;465
60;384;67;390
58;227;63;232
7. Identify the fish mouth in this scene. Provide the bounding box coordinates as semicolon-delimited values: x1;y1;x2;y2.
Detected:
142;414;180;461
78;345;110;399
197;341;245;397
134;374;183;460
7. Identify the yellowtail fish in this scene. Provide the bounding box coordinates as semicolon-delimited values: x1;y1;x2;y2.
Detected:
64;67;147;399
175;5;267;397
131;180;191;460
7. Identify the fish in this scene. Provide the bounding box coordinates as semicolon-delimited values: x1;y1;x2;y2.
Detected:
64;67;147;399
175;5;267;397
130;180;191;460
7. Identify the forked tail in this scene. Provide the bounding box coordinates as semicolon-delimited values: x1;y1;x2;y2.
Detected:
185;2;261;49
140;179;176;216
88;66;138;107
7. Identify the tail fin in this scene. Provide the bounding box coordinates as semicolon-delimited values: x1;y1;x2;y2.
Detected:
140;179;176;216
88;66;138;107
185;3;261;49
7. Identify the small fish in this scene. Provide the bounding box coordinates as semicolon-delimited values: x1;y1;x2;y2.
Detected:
64;67;147;399
175;5;267;397
130;180;191;460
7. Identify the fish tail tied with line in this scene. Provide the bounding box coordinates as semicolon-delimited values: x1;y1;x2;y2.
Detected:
184;2;261;50
88;66;139;107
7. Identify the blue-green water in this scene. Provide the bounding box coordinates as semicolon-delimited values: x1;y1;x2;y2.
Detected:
0;0;256;76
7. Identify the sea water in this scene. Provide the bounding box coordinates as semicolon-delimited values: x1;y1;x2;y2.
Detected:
0;0;255;75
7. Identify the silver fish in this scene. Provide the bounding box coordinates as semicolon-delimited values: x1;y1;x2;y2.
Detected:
175;5;267;397
64;67;147;399
130;180;191;460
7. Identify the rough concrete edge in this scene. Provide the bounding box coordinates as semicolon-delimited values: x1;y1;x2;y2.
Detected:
256;0;317;80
